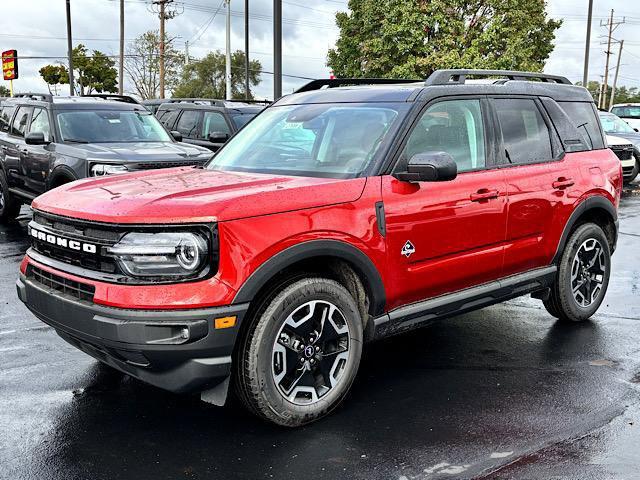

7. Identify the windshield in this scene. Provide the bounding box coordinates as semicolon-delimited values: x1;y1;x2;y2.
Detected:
599;112;635;134
207;103;404;178
611;106;640;119
57;110;172;143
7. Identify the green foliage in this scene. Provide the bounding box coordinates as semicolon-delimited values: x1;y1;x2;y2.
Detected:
39;44;117;95
172;50;262;99
124;30;184;99
328;0;562;79
0;85;10;97
577;80;640;107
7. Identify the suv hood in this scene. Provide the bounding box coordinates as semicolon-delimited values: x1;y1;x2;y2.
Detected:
32;168;367;224
54;141;211;162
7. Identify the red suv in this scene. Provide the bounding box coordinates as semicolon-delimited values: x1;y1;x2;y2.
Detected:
16;70;622;426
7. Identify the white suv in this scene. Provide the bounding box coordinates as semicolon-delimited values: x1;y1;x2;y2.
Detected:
610;103;640;131
607;135;638;183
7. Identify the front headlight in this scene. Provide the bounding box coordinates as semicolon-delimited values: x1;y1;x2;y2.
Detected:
107;232;209;278
91;164;129;176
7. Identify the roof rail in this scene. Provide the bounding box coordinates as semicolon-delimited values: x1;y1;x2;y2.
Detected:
295;78;421;93
426;69;572;86
13;92;53;102
82;94;141;105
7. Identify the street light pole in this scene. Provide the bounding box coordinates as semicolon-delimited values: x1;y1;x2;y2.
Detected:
119;0;125;95
225;0;232;100
65;0;75;96
273;0;282;100
609;40;624;111
582;0;593;87
245;0;249;99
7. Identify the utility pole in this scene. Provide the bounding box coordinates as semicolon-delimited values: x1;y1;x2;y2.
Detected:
119;0;125;95
609;40;624;111
150;0;180;99
245;0;249;99
65;0;75;96
600;10;625;109
225;0;232;100
582;0;593;87
185;40;190;65
273;0;282;100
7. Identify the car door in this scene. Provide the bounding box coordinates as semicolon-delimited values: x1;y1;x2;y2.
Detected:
382;97;508;309
4;106;31;190
0;104;17;185
23;107;54;195
491;97;568;276
175;109;203;145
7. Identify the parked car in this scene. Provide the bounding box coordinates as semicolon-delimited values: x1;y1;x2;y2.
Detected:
599;111;639;183
610;103;640;131
156;101;265;151
17;70;621;426
0;93;213;222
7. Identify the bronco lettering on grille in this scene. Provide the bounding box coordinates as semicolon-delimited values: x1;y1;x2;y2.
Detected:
30;228;98;254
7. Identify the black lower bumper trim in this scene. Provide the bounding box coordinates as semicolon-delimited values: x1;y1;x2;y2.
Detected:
17;274;248;394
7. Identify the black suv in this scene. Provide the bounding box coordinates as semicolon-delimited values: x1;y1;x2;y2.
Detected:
0;93;213;222
156;100;266;151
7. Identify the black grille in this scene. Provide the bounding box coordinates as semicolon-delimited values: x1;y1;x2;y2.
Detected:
134;160;204;170
27;265;95;302
610;144;633;161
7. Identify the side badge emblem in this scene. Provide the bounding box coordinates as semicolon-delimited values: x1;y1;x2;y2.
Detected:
401;240;415;258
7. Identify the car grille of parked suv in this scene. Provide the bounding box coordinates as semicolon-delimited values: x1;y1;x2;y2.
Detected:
610;143;633;161
29;212;122;275
26;265;95;303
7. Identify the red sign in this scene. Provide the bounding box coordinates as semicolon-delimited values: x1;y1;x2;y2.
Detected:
2;50;18;81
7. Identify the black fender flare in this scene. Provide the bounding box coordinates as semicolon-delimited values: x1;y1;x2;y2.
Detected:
232;239;386;316
47;165;78;190
552;195;618;264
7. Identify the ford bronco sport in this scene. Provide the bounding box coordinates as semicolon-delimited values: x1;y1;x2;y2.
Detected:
0;93;212;222
17;70;622;426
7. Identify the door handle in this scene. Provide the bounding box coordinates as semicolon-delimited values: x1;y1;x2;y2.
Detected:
470;189;499;202
552;177;574;190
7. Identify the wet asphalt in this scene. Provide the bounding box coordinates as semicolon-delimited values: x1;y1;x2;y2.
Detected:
1;184;640;480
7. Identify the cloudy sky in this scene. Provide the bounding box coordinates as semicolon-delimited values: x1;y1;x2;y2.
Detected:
1;0;639;99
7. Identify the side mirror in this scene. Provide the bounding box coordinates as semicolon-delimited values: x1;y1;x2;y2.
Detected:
395;152;457;182
208;131;230;143
25;131;48;145
170;131;183;142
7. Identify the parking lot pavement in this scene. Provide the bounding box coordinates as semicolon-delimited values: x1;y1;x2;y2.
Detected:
1;184;639;480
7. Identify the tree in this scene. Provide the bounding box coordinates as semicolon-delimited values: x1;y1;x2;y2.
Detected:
39;64;69;94
172;50;262;99
39;44;117;95
328;0;562;79
124;30;183;99
0;85;10;97
577;80;640;107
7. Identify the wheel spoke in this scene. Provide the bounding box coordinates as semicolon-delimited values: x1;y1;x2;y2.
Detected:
571;237;607;308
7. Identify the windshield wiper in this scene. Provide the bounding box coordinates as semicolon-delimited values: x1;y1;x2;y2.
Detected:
64;138;90;144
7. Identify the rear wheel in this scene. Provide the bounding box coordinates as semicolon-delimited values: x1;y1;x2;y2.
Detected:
0;169;21;224
544;223;611;322
235;277;363;427
625;157;639;184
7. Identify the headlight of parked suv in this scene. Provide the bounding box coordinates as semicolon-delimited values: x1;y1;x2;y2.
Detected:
91;164;129;176
107;232;209;278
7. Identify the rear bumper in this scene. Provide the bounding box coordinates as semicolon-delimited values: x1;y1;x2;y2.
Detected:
17;274;248;394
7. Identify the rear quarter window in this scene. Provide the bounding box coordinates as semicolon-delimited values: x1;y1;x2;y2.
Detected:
558;101;605;150
0;105;14;132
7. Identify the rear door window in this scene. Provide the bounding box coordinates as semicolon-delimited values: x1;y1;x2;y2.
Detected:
175;110;200;138
558;101;605;150
494;98;553;165
0;105;15;132
202;111;231;138
11;107;30;138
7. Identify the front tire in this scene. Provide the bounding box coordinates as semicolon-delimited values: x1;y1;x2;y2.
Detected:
544;223;611;322
625;157;639;184
0;169;21;224
235;278;363;427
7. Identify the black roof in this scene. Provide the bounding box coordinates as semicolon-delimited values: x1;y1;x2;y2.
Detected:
157;102;264;114
3;95;147;111
277;69;592;106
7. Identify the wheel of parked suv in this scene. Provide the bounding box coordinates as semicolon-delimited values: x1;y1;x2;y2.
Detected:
626;157;639;184
543;223;611;322
0;169;21;224
235;277;363;427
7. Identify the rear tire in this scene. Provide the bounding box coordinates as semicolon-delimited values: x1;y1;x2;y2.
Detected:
0;169;21;224
234;277;363;427
625;157;639;184
544;223;611;322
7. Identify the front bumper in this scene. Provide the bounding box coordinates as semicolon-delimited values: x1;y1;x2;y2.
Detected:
17;273;248;395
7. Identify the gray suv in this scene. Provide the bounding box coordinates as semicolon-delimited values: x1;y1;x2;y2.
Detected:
0;93;213;222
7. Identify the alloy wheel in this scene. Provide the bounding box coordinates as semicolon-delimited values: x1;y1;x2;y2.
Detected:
571;238;607;307
272;300;351;405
